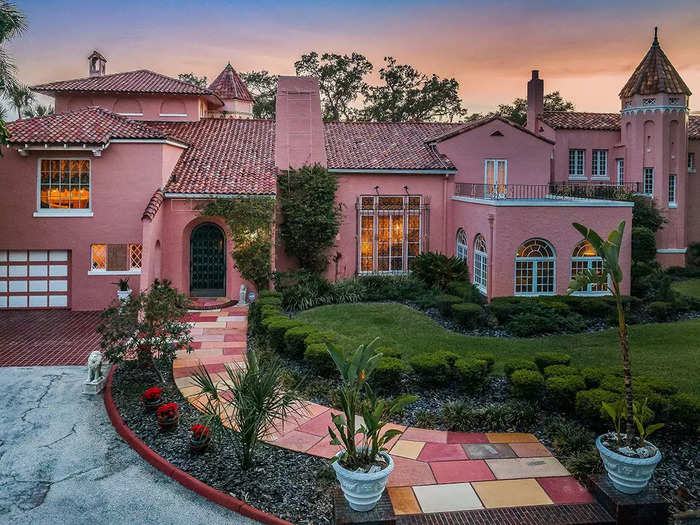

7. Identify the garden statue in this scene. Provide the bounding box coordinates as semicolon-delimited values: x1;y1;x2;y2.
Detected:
239;284;248;306
82;350;105;395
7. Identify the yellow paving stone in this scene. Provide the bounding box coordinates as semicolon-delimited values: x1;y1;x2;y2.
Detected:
390;440;425;460
486;433;539;443
173;359;200;368
388;487;422;515
174;376;198;389
179;386;200;398
472;479;553;508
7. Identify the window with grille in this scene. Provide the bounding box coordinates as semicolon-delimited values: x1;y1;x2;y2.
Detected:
592;150;608;178
39;159;90;211
616;159;624;185
90;243;142;272
570;240;607;294
456;229;468;261
668;174;677;207
129;243;143;269
473;234;488;294
643;168;654;196
689;153;696;173
91;244;106;270
358;195;422;274
568;149;585;178
515;239;555;295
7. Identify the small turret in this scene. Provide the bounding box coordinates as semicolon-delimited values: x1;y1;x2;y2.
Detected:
88;50;106;77
206;63;254;119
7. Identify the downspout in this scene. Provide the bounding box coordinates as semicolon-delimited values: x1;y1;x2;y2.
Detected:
487;213;495;301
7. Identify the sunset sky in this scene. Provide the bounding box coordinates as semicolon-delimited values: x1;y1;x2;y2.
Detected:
8;0;700;116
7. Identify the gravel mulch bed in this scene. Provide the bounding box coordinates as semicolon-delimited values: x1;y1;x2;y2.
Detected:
111;362;334;524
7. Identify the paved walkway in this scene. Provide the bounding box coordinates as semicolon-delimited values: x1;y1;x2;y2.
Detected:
0;366;253;525
0;310;101;366
174;305;595;517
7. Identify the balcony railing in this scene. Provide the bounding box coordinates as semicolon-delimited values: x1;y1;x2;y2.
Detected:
454;182;640;201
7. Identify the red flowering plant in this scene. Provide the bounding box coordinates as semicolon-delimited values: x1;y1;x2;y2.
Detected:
141;386;163;403
190;424;211;442
157;402;179;422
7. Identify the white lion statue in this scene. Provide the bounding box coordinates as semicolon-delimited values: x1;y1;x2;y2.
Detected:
87;350;104;383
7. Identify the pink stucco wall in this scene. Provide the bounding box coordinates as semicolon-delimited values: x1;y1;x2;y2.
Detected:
685;140;700;247
54;94;203;121
549;129;621;183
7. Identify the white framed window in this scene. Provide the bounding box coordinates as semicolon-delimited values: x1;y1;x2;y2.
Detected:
616;159;624;185
689;152;696;174
37;158;92;216
570;240;608;295
484;159;507;198
568;149;585;179
473;234;488;294
643;167;654;196
515;238;556;295
456;229;468;261
668;174;677;207
359;195;422;274
592;150;608;178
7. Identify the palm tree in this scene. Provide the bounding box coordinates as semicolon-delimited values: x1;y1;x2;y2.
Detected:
8;83;33;119
22;103;54;118
568;221;635;441
0;1;27;94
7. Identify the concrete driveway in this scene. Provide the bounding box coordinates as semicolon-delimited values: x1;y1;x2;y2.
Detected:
0;366;253;525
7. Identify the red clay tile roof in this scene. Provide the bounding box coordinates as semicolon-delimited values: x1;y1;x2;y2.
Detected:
540;112;621;131
324;121;462;171
208;64;254;102
427;115;555;145
148;119;276;195
6;106;169;145
31;69;220;98
142;189;165;220
619;36;692;99
690;115;700;140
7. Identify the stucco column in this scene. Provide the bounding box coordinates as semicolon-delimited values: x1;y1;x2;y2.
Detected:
487;213;495;300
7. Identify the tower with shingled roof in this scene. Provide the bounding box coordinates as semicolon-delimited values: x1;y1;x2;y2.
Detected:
206;63;254;119
620;27;692;266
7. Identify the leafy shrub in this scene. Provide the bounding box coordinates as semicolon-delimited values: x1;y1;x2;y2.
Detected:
375;346;402;359
667;393;700;432
284;325;316;357
372;357;412;391
648;301;672;321
581;367;606;389
409;352;453;385
446;281;485;305
450;303;483;329
261;314;287;337
632;226;657;263
258;290;282;299
632;261;674;302
410;252;469;291
442;400;537;432
267;317;303;353
506;311;562;336
435;294;462;316
543;417;595;457
575;389;620;428
510;370;545;400
629;194;666;232
454;358;489;393
260;304;282;320
666;265;700;279
435;350;460;366
305;330;337;348
638;377;679;396
273;271;364;312
474;353;495;373
546;375;586;409
414;409;440;429
543;365;578;378
358;274;430;302
503;359;537;377
304;343;337;377
534;352;571;371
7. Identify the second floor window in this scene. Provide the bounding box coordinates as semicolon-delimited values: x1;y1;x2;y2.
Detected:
616;159;624;185
39;159;90;211
592;150;608;178
643;168;654;196
690;152;696;173
568;149;585;178
669;174;677;207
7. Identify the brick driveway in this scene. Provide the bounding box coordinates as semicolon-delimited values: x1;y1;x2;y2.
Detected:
0;310;101;366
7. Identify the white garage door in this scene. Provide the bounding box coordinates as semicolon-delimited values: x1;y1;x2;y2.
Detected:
0;250;70;309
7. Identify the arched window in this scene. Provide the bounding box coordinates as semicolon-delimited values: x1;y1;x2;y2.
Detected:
571;240;607;294
456;229;468;261
473;234;488;293
515;239;555;295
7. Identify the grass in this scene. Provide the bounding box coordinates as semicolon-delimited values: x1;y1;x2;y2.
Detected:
297;302;700;395
672;278;700;299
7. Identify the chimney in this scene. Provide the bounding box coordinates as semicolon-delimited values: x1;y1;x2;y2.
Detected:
88;50;106;77
526;70;544;133
274;76;327;170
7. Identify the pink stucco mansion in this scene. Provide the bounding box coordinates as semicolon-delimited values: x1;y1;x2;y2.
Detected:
1;31;698;311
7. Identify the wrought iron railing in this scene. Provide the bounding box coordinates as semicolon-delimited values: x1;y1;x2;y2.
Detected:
454;182;640;201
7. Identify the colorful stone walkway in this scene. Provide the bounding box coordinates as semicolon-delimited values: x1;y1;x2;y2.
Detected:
173;304;595;517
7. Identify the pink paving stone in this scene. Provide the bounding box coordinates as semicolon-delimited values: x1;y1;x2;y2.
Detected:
296;409;335;436
224;333;247;342
270;430;323;452
173;366;197;379
200;341;245;348
417;442;468;462
510;442;553;458
225;322;247;329
190;342;202;349
429;460;496;484
387;456;437;487
381;423;408;451
306;439;343;459
401;427;448;443
301;402;332;418
537;476;595;504
222;347;245;356
192;335;225;342
446;432;489;444
203;362;228;374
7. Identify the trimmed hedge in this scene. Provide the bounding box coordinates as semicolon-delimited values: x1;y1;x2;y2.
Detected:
409;353;453;385
575;388;620;427
446;281;485;305
372;357;412;391
546;375;586;409
543;365;579;378
284;325;316;357
581;367;606;389
668;393;700;431
454;357;489;393
649;301;672;321
510;369;545;400
261;314;288;336
303;343;336;377
267;317;303;353
258;290;282;299
632;226;657;263
435;295;462;316
375;346;402;359
304;330;337;348
534;352;571;372
474;353;495;373
503;359;537;377
450;303;483;329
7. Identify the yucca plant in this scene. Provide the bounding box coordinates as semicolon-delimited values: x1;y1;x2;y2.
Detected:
190;347;303;469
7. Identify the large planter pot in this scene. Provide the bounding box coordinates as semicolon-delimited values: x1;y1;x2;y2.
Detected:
143;398;162;411
190;436;211;453
332;450;394;512
596;435;662;494
117;289;132;301
157;415;179;431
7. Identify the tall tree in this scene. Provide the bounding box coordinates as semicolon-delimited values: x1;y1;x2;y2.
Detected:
294;51;372;121
0;1;27;154
7;83;33;119
240;70;277;119
177;72;207;88
496;91;574;126
361;57;468;122
22;103;54;118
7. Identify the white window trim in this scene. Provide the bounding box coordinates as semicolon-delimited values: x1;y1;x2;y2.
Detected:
570;257;611;296
159;113;188;117
456;229;468;262
668;174;677;208
689;153;696;174
117;112;144;117
616;159;624;185
514;240;556;296
483;159;508;185
36;157;92;216
568;149;585;179
473;238;487;295
643;167;654;197
88;269;142;276
591;149;608;179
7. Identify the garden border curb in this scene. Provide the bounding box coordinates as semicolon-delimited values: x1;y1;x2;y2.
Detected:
103;365;294;525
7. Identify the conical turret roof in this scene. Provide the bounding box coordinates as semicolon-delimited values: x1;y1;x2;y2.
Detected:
208;63;254;102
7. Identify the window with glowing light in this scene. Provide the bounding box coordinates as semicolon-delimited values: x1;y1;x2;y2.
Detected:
515;238;555;295
570;240;607;294
456;229;468;261
359;195;421;273
39;159;90;211
91;244;106;270
473;234;487;293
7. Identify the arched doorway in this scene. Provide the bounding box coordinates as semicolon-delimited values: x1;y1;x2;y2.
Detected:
190;223;226;297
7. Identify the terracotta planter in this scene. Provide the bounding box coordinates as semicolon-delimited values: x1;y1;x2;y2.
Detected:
143;398;162;411
189;436;211;453
157;414;179;431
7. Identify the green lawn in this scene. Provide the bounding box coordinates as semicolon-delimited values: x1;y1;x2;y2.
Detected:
672;278;700;299
297;302;700;395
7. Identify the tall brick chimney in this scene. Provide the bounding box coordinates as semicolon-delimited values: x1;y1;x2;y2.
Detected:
274;76;327;170
526;70;544;133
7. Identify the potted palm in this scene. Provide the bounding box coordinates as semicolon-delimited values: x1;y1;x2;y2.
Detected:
115;278;131;301
569;221;663;494
327;339;416;511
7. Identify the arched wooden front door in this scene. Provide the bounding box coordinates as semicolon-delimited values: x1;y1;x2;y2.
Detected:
190;223;226;297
